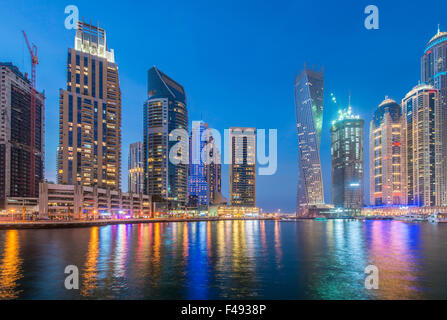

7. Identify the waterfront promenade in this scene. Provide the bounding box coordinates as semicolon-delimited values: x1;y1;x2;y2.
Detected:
0;216;276;230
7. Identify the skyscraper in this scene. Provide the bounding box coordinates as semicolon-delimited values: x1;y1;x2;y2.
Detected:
294;66;325;215
330;106;364;214
369;98;403;206
143;66;188;205
188;121;209;208
229;127;256;207
206;135;222;205
0;63;45;208
128;141;143;194
421;27;447;206
58;21;121;189
401;84;443;207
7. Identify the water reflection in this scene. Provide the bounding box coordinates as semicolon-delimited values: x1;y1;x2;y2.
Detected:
0;230;22;299
367;221;423;299
81;227;99;296
0;221;446;299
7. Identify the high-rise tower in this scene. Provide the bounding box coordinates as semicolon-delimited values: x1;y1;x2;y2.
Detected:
188;121;209;208
421;26;447;206
229;127;256;207
206;135;222;205
0;63;45;208
294;66;325;215
369;98;403;206
401;84;443;207
58;21;121;189
143;66;188;205
330;106;364;215
128;141;143;194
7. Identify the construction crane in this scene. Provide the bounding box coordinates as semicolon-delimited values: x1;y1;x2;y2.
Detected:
22;30;38;197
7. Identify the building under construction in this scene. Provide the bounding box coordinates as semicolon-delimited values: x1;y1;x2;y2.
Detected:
0;62;45;209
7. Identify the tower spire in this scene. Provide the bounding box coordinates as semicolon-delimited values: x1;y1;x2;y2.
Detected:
438;24;441;34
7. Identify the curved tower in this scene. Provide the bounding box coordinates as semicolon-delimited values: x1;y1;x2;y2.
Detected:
143;66;188;206
294;66;325;215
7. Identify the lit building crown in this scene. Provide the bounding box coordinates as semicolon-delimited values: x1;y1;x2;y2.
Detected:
378;97;397;107
404;83;436;99
332;105;360;125
74;21;115;63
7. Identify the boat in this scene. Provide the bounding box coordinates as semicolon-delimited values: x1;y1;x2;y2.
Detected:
428;213;447;223
393;214;426;222
280;217;295;222
314;217;328;222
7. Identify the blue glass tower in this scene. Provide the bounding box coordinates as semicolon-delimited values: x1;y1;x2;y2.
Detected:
294;66;325;215
143;66;188;205
188;121;209;208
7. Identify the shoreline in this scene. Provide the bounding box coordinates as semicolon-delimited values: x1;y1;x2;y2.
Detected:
0;217;277;230
0;216;439;230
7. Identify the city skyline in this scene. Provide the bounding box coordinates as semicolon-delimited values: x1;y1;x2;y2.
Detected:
1;1;447;212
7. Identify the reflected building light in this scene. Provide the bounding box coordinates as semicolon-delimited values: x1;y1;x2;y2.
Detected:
0;230;22;299
113;224;128;278
81;227;99;297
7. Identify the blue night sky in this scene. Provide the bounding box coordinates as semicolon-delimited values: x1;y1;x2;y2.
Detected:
0;0;445;212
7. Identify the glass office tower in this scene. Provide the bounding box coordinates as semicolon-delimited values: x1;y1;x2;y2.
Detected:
188;121;209;208
294;66;325;215
143;66;188;205
330;106;364;215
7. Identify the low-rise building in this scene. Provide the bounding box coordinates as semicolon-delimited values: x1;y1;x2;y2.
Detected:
361;206;447;217
211;206;259;217
39;182;151;220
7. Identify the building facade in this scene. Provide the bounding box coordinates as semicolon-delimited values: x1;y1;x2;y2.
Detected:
401;84;444;207
143;66;188;205
0;62;45;208
39;182;151;220
57;21;121;190
229;127;256;207
187;121;224;207
206;135;223;205
330;106;364;214
294;66;325;215
128;141;143;194
188;121;209;207
421;27;447;206
369;98;403;206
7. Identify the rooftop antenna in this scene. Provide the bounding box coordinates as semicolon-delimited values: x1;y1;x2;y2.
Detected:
438;24;441;33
